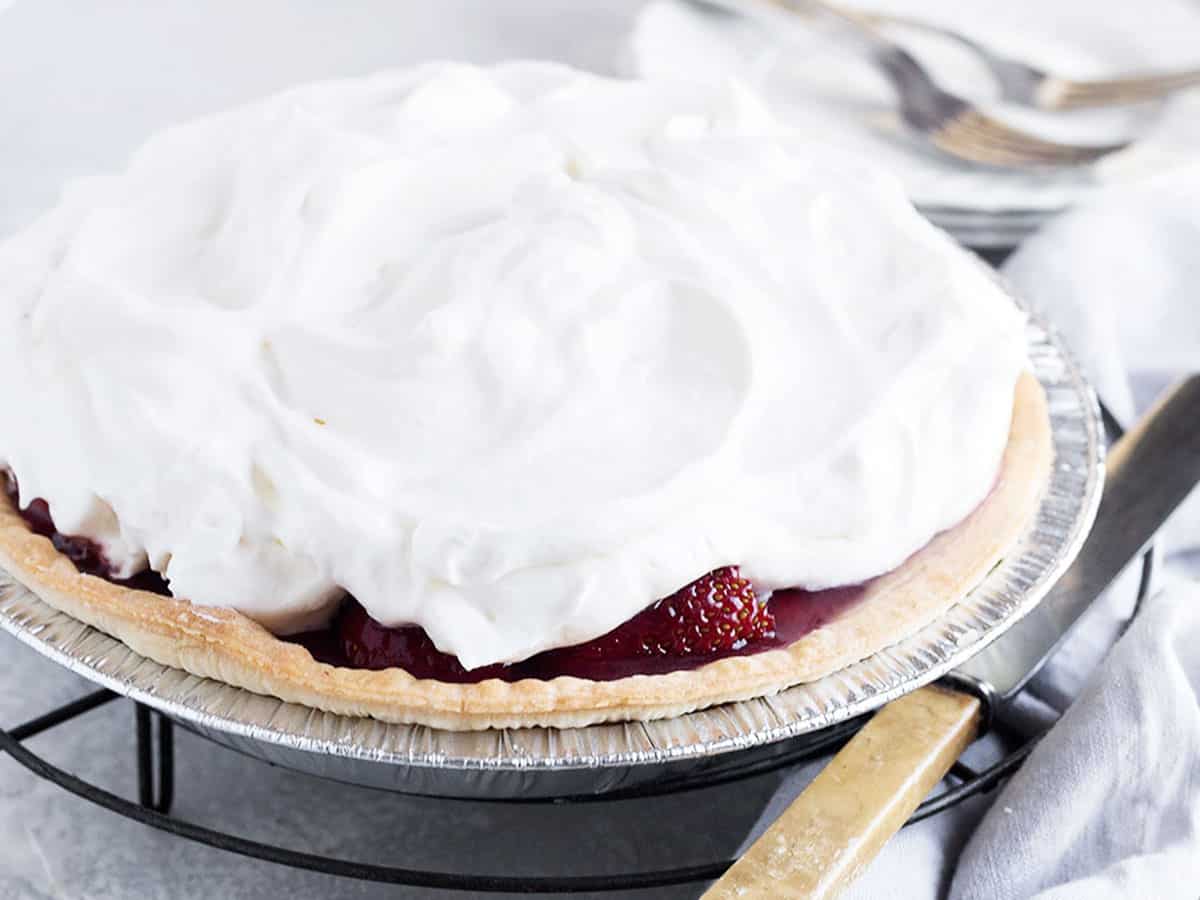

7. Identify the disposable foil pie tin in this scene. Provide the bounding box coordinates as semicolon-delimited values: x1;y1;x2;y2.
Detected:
0;304;1103;799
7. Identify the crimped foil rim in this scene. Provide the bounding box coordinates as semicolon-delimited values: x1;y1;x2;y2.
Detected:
0;303;1102;772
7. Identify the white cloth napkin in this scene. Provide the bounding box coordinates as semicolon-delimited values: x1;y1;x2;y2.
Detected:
627;0;1200;211
1005;164;1200;551
824;162;1200;899
949;578;1200;900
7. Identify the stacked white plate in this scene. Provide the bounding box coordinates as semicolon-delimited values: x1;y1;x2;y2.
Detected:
627;0;1200;246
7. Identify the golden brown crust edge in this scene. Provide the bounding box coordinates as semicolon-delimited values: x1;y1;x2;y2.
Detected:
0;373;1052;730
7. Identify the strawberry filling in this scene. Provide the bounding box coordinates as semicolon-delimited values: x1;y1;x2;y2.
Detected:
303;571;864;682
5;476;866;682
3;474;170;595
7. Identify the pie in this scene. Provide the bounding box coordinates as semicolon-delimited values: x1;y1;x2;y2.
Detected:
0;63;1053;729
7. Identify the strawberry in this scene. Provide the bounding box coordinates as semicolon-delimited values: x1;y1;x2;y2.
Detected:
334;567;775;682
559;566;775;660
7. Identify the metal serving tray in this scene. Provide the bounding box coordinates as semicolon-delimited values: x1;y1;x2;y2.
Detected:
0;306;1103;799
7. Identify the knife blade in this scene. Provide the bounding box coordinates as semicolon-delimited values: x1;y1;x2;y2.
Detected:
960;375;1200;700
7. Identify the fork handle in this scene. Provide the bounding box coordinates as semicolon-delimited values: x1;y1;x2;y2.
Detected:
702;685;981;899
1044;69;1200;110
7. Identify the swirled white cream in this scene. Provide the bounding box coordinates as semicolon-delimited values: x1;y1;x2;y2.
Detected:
0;62;1028;669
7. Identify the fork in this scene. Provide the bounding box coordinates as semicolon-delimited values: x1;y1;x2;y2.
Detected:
689;0;1130;167
852;7;1200;111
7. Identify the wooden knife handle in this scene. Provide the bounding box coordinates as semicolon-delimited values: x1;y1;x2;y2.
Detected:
703;685;981;899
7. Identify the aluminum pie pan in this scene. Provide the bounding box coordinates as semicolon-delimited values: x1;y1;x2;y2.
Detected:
0;307;1102;798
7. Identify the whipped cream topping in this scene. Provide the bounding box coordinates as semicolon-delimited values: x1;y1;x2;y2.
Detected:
0;62;1029;669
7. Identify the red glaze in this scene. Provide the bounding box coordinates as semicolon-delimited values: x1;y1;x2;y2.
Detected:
304;578;866;683
4;468;867;682
336;601;507;682
5;473;170;595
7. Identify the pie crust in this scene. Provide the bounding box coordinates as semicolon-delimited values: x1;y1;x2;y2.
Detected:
0;372;1051;730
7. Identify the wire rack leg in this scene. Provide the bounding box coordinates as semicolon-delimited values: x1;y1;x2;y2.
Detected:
135;704;174;814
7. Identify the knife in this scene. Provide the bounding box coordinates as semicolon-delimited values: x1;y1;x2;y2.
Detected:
959;376;1200;699
705;375;1200;899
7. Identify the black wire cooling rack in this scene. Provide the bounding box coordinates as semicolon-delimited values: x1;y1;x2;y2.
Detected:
0;404;1145;894
0;681;1005;893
